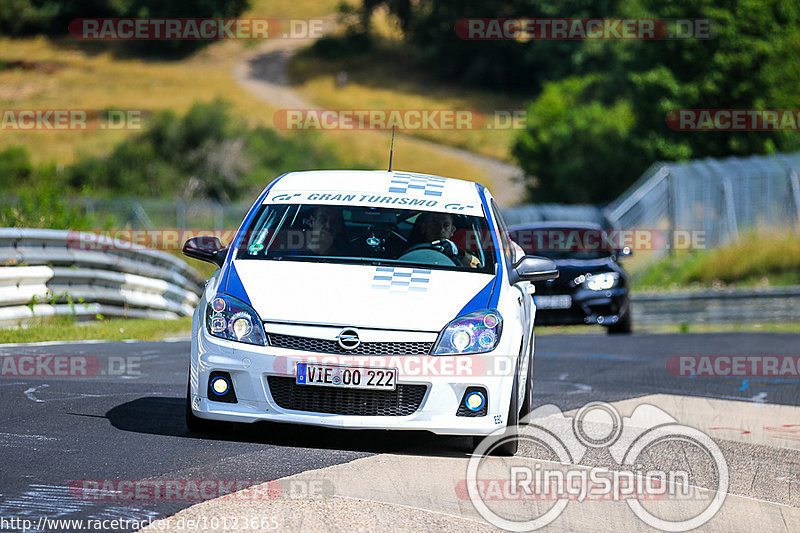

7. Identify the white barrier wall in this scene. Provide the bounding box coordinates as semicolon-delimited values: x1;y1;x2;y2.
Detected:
0;229;205;327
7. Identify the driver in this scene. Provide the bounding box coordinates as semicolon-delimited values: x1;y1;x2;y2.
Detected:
409;212;481;268
302;205;345;255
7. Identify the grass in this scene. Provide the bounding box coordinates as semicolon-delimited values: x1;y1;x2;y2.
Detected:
0;36;276;165
4;314;796;344
631;230;800;290
535;321;800;336
288;38;529;163
0;316;192;344
0;0;493;186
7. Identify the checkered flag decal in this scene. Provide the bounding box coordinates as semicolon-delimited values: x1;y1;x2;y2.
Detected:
372;267;431;293
388;172;446;197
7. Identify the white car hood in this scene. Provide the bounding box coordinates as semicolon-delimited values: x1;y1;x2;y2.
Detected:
230;260;495;332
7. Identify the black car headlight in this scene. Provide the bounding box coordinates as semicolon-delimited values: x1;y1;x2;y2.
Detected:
433;310;502;355
205;294;267;346
580;272;620;291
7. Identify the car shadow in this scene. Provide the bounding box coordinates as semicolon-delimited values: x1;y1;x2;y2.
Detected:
105;396;474;457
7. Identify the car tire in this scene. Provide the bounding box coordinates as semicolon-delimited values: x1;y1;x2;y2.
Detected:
518;342;534;421
472;369;520;456
185;377;222;433
607;305;632;335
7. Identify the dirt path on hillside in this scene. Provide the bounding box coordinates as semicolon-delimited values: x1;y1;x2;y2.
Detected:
231;36;526;207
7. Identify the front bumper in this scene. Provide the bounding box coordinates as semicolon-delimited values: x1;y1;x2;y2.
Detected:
535;287;630;326
188;329;518;436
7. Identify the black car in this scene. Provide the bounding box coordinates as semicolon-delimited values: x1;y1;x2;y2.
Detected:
508;222;632;334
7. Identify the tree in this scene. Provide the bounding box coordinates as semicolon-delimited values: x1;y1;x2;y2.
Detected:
513;0;800;202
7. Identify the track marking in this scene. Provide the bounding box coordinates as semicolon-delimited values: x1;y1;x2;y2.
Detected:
0;432;56;441
24;384;48;402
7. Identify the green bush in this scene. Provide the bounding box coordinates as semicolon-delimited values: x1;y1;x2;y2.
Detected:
309;32;373;60
67;99;350;201
0;185;96;229
0;146;35;188
513;0;800;203
512;76;637;203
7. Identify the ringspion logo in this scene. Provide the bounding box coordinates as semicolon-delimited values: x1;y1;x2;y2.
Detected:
467;402;728;531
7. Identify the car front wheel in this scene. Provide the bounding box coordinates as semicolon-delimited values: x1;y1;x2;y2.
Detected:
185;377;224;433
472;367;520;456
607;305;632;335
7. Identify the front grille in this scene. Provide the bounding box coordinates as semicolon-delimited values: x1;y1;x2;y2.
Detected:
267;376;427;416
267;333;433;355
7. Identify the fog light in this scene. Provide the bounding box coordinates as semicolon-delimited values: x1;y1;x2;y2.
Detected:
465;391;485;412
457;387;487;417
207;371;237;403
211;377;229;395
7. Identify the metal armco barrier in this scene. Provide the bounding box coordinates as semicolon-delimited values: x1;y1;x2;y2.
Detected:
0;229;204;327
632;286;800;324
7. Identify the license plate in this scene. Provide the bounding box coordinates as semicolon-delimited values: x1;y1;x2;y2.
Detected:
296;363;397;391
535;295;572;309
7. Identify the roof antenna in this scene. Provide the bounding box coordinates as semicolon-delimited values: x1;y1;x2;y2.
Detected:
388;126;396;172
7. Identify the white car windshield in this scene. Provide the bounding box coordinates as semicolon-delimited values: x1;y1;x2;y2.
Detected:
236;204;497;273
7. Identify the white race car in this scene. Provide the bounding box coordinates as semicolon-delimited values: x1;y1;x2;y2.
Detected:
182;170;558;454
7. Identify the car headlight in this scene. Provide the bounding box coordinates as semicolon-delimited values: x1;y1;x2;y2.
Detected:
205;294;266;346
583;272;619;291
432;310;502;355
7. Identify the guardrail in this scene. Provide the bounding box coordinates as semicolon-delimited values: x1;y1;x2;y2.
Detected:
632;286;800;325
0;229;205;327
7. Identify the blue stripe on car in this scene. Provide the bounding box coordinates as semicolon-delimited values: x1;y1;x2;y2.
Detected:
223;262;251;307
475;183;502;310
456;276;496;316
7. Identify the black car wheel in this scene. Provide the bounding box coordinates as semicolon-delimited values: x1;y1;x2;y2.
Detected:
472;362;520;456
607;305;632;334
518;341;534;420
185;377;224;433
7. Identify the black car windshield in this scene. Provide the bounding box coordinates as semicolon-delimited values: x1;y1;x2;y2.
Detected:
235;204;497;273
509;227;613;261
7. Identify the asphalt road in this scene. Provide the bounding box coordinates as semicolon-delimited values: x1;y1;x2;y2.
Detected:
0;333;798;531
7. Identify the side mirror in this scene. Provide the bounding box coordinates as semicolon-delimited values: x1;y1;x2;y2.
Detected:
509;255;559;284
182;236;228;267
